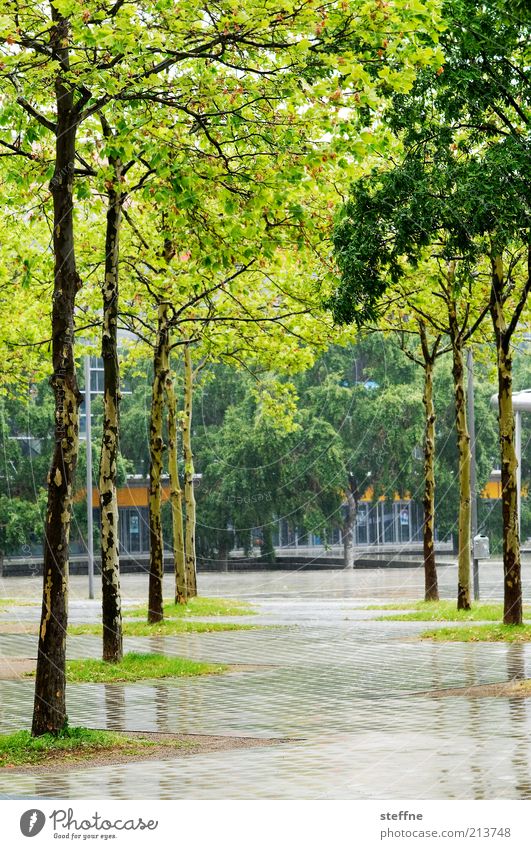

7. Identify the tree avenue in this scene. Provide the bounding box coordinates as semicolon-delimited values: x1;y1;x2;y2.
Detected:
0;0;471;738
330;0;530;623
392;262;490;609
381;309;445;602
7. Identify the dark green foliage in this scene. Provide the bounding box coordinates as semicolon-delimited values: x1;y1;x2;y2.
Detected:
0;493;45;555
330;0;530;325
192;340;467;554
330;136;529;325
388;0;530;146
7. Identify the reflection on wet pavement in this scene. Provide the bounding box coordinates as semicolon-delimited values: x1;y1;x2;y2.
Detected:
1;564;531;799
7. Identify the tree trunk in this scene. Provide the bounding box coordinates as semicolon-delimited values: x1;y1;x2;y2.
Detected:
447;291;472;611
496;346;522;624
99;151;123;663
148;304;169;623
164;351;187;605
183;344;197;598
32;14;81;736
451;339;472;610
490;260;522;625
260;525;276;563
342;474;358;569
218;544;229;572
422;358;439;601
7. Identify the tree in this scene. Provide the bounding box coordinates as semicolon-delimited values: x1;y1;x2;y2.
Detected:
0;0;445;728
393;262;491;607
191;336;428;562
433;351;498;548
116;125;348;614
164;353;187;604
195;372;346;559
182;343;198;596
391;317;444;600
87;0;443;616
147;302;170;622
384;0;530;624
331;145;529;626
341;473;360;569
145;259;337;611
98;118;124;662
23;7;84;737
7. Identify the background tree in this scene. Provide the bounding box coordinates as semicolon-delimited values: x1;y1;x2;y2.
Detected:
331;154;529;624
390;316;444;600
0;0;453;731
380;0;531;624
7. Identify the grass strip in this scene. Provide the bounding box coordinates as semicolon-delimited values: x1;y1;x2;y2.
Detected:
126;596;255;620
0;598;36;607
420;624;531;642
0;726;175;768
368;600;531;622
70;619;258;637
62;652;227;683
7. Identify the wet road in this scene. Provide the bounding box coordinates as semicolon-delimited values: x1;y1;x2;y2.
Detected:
1;562;531;799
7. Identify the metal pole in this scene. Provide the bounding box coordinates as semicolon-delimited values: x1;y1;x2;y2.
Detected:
467;349;479;601
394;502;399;545
84;355;94;600
515;410;522;539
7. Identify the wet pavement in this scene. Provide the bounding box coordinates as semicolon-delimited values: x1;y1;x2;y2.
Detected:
1;562;531;799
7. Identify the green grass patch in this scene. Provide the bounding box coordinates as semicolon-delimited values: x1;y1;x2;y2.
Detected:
0;726;159;768
62;652;227;683
421;624;531;642
368;600;530;622
126;596;255;620
0;598;36;607
366;601;447;611
70;619;258;637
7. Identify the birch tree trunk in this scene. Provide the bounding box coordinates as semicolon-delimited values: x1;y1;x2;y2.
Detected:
421;357;439;601
32;12;82;736
99;149;123;663
148;304;169;622
451;338;472;610
400;322;440;600
342;474;358;569
164;352;187;605
183;344;197;598
491;256;522;625
446;287;472;611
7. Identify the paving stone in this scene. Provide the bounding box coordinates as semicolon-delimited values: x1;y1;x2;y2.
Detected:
0;565;530;799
